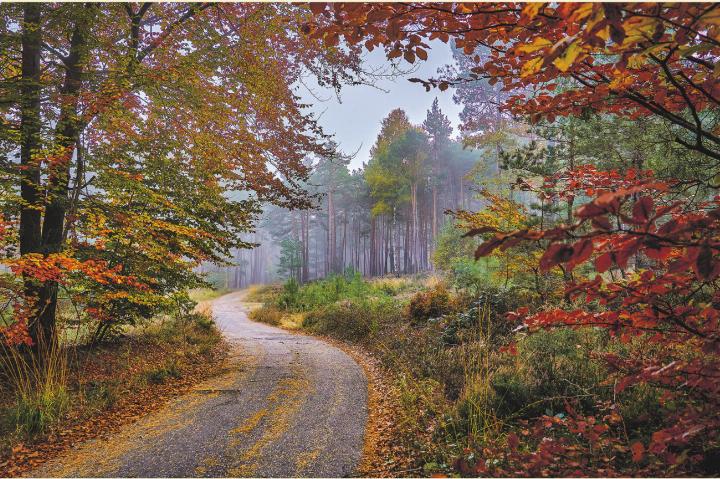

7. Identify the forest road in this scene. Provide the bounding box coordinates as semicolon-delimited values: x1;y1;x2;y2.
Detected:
29;290;368;478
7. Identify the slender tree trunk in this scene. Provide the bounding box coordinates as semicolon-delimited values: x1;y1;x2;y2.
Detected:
342;211;347;271
432;185;438;245
403;217;410;273
567;133;576;224
411;182;419;273
369;215;376;276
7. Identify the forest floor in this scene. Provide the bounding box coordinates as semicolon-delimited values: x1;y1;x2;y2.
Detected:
25;290;369;478
0;305;228;476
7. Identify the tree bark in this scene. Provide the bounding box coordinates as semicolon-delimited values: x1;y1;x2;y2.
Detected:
34;6;95;345
19;4;45;347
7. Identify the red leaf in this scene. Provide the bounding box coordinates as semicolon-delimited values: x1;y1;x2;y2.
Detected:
694;244;715;281
591;215;612;231
475;235;506;259
309;3;326;15
568;239;593;270
632;196;654;223
630;441;645;462
576;201;607;219
595;252;612;273
500;342;518;355
507;432;520;450
540;243;574;271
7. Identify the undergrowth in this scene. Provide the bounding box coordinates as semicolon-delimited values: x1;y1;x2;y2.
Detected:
0;306;224;463
251;273;680;476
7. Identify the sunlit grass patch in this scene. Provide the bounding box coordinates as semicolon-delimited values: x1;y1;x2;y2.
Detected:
188;288;229;303
0;339;70;438
244;284;282;304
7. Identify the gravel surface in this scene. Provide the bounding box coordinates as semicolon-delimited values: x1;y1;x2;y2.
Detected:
30;291;368;478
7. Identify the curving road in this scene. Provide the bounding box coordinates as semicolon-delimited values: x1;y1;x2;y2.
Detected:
30;291;368;478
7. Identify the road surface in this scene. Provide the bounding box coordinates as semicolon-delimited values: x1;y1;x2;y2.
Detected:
30;291;368;477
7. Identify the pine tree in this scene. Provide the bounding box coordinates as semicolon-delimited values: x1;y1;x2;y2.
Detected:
422;98;453;245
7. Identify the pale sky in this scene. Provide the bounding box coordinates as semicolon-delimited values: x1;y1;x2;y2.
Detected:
300;42;462;170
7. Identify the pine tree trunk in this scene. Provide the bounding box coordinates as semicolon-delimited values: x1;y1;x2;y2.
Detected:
432;185;438;247
342;211;347;271
411;182;419;273
369;216;376;276
327;190;336;274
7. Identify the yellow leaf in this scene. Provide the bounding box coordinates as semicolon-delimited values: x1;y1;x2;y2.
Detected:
698;7;720;27
521;3;544;21
584;7;605;34
627;53;646;69
596;25;611;42
517;36;552;54
621;16;659;47
552;41;583;72
568;3;594;23
521;57;544;77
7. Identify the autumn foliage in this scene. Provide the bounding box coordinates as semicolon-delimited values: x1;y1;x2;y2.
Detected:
307;3;720;160
305;2;720;475
0;3;363;347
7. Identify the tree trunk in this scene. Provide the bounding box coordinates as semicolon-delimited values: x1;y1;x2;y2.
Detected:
432;185;437;247
302;210;309;283
19;4;45;347
341;210;347;271
34;7;94;345
369;215;376;276
410;182;419;273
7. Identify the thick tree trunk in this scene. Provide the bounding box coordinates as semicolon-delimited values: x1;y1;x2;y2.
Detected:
19;4;45;347
35;8;94;345
19;4;42;257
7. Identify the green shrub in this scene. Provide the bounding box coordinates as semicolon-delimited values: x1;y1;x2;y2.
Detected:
190;312;215;332
82;380;118;412
441;285;533;346
249;305;284;326
145;362;182;384
490;328;609;419
277;269;389;312
406;283;453;322
12;385;69;436
278;276;300;309
448;256;495;294
303;298;399;342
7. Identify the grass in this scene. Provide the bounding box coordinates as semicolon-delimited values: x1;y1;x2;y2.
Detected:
188;288;230;303
0;306;225;468
244;284;283;304
0;337;70;438
252;274;663;476
145;362;182;384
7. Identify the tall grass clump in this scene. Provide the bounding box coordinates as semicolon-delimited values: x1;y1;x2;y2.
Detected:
278;268;389;312
0;339;69;437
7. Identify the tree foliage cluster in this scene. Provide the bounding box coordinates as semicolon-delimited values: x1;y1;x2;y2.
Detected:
0;3;364;346
262;100;483;283
307;2;720;475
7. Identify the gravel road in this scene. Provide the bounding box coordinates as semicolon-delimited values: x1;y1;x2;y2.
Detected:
30;290;368;477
